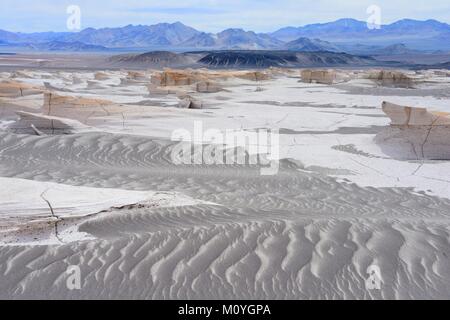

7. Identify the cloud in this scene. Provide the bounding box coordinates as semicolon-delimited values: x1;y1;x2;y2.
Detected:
0;0;449;32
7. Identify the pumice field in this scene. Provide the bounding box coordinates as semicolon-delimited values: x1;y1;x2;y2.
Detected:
0;60;449;299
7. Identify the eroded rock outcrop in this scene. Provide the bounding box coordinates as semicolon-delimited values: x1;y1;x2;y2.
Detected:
87;80;108;90
195;81;223;93
151;70;204;87
301;69;336;85
72;76;84;85
151;69;270;87
8;111;96;135
43;92;114;120
148;69;269;97
44;82;73;92
368;70;415;88
147;84;170;95
177;95;203;109
94;72;110;81
0;81;43;97
11;71;34;79
375;101;450;159
234;71;270;82
127;71;148;81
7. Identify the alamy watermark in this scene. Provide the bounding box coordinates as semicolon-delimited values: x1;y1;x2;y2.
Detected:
365;265;382;291
367;5;382;30
170;121;280;175
67;5;81;31
66;265;81;290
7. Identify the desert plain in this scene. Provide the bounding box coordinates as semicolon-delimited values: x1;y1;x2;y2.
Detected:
1;53;450;299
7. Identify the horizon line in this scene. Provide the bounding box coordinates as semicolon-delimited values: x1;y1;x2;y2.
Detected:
2;17;449;35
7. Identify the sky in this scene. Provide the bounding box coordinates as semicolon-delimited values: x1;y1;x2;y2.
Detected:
1;0;449;33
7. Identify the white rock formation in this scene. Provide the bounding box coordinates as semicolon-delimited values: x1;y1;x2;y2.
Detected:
196;81;223;93
376;101;450;159
42;92;113;121
0;81;43;97
8;111;97;135
94;72;110;81
127;71;148;81
301;69;336;85
178;95;203;109
368;70;415;88
87;80;108;90
147;84;177;96
44;82;73;92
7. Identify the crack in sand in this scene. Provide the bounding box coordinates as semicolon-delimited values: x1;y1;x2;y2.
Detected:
39;189;64;243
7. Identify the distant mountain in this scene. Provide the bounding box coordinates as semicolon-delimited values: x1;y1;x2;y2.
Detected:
180;28;284;49
371;43;419;55
0;24;284;51
197;50;377;68
107;51;196;68
180;32;217;48
1;18;450;52
272;19;368;42
284;37;340;52
413;61;450;70
0;29;21;43
382;19;450;35
0;30;70;44
341;43;420;55
103;50;381;69
272;18;450;50
213;29;284;49
0;22;201;49
198;51;298;67
28;41;109;52
58;22;200;47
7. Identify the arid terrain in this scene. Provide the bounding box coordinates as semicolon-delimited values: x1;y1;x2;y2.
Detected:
1;54;450;299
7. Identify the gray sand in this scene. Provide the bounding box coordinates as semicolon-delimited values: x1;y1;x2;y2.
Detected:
1;132;450;299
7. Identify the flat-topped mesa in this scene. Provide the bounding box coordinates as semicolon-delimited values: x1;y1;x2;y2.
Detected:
43;92;114;120
0;80;43;98
301;69;336;85
368;70;415;88
8;111;96;135
382;101;450;126
376;101;450;160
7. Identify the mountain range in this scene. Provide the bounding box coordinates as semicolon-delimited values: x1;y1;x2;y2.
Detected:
1;19;450;53
272;18;450;51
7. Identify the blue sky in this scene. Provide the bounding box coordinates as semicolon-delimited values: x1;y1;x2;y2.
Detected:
1;0;449;33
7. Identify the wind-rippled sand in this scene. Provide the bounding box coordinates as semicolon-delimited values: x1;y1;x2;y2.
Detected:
1;132;450;299
1;67;450;299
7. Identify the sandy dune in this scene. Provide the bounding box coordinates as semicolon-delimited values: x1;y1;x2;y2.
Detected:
0;66;450;299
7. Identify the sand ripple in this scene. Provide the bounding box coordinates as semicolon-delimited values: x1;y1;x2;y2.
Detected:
1;132;450;299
